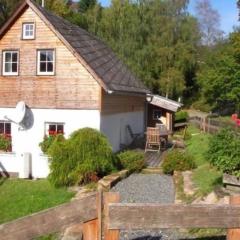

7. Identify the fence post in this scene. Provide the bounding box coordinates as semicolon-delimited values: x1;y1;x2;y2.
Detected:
104;192;120;240
227;195;240;240
83;191;103;240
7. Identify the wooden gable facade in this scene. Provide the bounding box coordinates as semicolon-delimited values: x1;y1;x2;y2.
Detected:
0;6;101;110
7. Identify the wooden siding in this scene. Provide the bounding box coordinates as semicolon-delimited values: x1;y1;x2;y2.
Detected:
101;91;145;115
0;7;100;109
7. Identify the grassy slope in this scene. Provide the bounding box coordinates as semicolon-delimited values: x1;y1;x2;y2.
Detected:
185;125;222;197
0;179;74;224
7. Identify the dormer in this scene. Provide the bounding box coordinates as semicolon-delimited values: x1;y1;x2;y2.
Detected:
22;22;35;40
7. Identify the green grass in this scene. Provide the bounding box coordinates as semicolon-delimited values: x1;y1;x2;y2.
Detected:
185;125;223;197
0;179;75;224
185;125;210;166
192;164;222;196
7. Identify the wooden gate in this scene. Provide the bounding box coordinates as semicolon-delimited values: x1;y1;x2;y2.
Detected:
1;191;240;240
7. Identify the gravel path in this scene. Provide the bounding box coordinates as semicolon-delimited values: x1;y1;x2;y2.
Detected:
111;174;175;203
111;174;184;240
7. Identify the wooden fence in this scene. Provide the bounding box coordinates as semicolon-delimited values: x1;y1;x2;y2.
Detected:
1;192;240;240
189;116;239;134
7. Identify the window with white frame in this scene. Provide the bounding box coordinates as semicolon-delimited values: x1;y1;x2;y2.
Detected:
153;109;162;120
37;50;55;75
2;51;19;76
45;123;64;136
0;121;11;136
22;23;35;39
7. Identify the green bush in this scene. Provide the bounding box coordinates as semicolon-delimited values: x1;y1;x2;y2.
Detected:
39;135;64;154
0;135;11;151
48;128;115;187
175;111;189;123
162;149;196;175
207;128;240;176
117;150;145;173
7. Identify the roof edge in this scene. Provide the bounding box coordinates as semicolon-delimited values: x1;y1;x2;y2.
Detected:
27;0;109;91
0;1;28;39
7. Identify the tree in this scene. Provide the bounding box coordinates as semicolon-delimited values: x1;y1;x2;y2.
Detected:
238;0;240;20
195;0;223;46
79;0;97;13
95;0;200;100
197;32;240;114
0;0;19;27
35;0;71;17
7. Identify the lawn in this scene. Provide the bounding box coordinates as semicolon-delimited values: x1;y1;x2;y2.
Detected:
185;125;223;197
0;179;75;224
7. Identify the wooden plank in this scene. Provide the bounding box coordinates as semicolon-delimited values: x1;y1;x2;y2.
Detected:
227;196;240;240
98;190;103;240
104;192;120;240
108;203;240;229
0;193;97;240
83;219;98;240
223;174;240;186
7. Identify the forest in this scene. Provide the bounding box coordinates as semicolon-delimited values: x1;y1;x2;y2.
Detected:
0;0;239;114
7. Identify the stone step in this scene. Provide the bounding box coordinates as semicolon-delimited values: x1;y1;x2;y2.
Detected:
142;167;164;174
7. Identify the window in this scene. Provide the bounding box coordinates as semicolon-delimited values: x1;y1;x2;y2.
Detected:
0;121;11;136
45;123;64;136
37;50;55;75
153;109;162;120
2;51;19;76
22;23;35;39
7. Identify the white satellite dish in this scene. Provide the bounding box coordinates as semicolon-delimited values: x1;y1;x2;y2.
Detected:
14;101;26;124
4;101;26;124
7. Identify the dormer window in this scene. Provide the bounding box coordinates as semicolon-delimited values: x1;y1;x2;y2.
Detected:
2;50;19;76
22;23;35;40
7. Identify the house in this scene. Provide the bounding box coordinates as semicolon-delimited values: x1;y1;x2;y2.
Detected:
146;94;182;132
0;0;149;178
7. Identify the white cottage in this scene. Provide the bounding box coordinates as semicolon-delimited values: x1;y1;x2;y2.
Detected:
0;0;149;178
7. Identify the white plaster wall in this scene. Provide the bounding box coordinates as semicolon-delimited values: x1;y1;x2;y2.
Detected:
100;111;144;152
0;153;18;174
0;108;100;178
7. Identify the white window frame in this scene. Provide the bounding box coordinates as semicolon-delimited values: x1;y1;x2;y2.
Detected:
45;122;65;136
37;50;55;75
2;50;19;76
0;121;11;136
22;23;35;40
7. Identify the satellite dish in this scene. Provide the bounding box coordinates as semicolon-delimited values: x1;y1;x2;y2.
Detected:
4;101;26;124
14;101;26;124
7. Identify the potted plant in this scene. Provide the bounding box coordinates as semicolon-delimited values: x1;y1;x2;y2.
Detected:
0;134;11;152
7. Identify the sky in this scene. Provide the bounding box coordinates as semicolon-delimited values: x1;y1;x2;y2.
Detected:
97;0;239;35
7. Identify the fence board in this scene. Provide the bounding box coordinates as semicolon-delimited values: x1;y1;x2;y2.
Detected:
108;203;240;230
0;193;97;240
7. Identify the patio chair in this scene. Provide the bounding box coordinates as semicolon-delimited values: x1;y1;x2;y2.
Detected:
126;125;141;142
145;127;161;152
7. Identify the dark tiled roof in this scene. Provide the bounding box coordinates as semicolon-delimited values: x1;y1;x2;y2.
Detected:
31;0;149;94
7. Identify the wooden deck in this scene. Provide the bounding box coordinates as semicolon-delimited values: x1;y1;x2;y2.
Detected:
145;152;161;168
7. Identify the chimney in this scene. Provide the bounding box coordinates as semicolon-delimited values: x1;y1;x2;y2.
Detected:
42;0;45;7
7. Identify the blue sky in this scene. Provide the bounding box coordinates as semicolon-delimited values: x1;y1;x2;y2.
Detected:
98;0;239;34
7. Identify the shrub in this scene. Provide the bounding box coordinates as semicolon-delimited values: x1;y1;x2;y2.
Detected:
0;135;11;152
175;111;189;123
48;128;115;187
162;149;196;175
39;134;64;154
117;150;145;173
207;128;240;176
